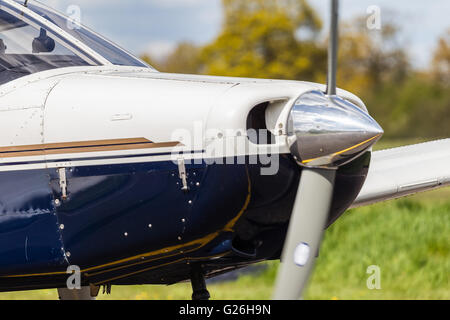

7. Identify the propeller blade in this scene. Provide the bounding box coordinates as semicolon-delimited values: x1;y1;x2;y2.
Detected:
272;0;382;300
326;0;339;96
274;91;382;299
273;168;336;300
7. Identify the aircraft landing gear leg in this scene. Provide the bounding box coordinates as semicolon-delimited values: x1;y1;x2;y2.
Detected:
190;264;210;301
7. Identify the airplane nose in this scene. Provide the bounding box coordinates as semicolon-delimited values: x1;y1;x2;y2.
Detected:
287;90;383;168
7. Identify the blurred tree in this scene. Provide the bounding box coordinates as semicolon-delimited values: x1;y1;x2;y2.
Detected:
367;76;450;138
200;0;327;81
163;42;202;74
337;17;409;95
142;42;202;74
141;54;157;68
356;26;449;139
431;29;450;85
139;2;449;139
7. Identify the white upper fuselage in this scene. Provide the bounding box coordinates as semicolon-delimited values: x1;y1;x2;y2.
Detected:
0;65;368;172
0;0;369;173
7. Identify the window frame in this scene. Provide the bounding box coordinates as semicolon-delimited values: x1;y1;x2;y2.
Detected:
4;0;111;65
22;0;150;68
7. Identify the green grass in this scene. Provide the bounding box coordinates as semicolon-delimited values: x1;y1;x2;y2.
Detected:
1;140;449;300
1;188;448;300
306;190;450;300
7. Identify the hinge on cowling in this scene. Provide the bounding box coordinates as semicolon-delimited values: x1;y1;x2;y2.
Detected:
58;168;68;200
177;158;189;192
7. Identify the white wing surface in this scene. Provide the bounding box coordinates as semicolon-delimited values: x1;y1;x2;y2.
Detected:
352;139;450;208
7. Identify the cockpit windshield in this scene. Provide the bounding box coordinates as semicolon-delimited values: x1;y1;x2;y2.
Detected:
0;4;93;85
22;0;149;68
0;0;151;85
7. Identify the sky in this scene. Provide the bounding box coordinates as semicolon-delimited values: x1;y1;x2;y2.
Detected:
39;0;450;69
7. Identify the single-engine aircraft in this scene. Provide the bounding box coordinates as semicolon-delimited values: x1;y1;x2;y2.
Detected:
0;0;448;300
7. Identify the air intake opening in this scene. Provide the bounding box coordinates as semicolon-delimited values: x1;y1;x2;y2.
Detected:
246;102;276;145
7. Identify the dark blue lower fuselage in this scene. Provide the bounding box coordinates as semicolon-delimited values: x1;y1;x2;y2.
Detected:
0;153;370;291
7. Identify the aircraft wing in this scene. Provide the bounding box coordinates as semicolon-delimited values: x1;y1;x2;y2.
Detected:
352;139;450;208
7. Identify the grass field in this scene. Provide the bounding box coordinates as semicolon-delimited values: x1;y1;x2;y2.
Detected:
0;139;449;300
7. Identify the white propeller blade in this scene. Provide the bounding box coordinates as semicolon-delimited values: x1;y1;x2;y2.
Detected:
273;168;336;300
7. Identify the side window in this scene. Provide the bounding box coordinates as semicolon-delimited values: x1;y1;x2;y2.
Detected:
0;8;91;85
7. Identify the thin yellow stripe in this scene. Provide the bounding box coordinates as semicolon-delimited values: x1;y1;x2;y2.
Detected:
88;167;252;278
87;236;216;277
1;232;217;278
1;168;252;279
92;253;231;286
302;134;382;164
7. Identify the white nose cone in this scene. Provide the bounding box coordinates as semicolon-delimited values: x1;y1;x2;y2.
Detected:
287;91;383;168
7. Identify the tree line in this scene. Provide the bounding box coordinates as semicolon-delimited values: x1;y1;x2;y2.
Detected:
142;0;450;139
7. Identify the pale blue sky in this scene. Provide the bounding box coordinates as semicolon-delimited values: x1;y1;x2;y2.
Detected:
41;0;450;69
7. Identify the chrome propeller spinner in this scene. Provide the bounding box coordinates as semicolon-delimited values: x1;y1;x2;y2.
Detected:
287;91;384;169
